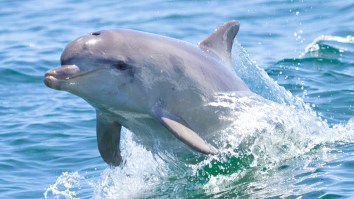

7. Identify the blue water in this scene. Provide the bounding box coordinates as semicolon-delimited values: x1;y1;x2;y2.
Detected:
1;0;353;198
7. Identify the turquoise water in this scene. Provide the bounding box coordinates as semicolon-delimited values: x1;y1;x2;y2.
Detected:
1;0;353;198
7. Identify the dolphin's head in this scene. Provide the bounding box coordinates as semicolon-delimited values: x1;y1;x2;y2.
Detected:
44;30;141;110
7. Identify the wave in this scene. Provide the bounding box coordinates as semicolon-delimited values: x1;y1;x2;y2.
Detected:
268;35;354;124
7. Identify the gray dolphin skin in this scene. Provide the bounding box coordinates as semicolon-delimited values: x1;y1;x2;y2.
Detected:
44;20;250;166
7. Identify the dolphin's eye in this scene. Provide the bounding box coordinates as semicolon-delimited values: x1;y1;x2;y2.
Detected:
112;62;128;71
91;32;100;36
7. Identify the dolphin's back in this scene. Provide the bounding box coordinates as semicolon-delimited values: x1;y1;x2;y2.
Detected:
114;29;249;95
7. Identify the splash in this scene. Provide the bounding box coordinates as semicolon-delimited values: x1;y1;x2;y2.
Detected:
183;38;354;197
91;129;168;199
232;40;313;112
44;172;85;199
194;93;354;197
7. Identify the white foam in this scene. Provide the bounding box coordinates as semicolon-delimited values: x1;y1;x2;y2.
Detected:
44;171;85;199
91;129;168;199
304;35;354;54
195;93;354;196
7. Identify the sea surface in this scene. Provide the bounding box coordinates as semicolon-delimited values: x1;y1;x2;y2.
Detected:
1;0;353;198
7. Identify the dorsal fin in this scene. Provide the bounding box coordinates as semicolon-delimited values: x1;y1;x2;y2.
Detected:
198;20;240;66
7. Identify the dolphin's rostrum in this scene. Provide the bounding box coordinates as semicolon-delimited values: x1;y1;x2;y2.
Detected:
44;20;250;166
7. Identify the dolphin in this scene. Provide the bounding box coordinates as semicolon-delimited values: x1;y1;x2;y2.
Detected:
44;20;250;166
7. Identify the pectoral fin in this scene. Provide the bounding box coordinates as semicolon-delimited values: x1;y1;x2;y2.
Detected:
96;111;122;166
157;114;217;155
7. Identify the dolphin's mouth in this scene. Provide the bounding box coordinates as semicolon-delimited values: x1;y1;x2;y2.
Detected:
44;65;108;90
44;65;80;90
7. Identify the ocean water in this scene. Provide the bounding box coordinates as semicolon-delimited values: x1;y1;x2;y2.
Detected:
0;0;353;198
